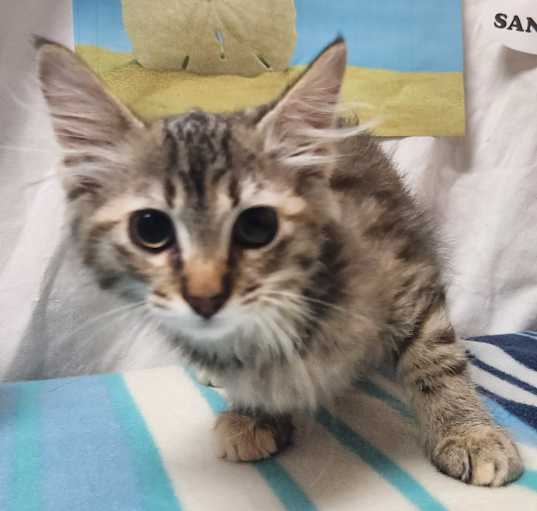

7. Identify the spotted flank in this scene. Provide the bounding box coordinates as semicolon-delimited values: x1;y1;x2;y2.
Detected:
1;332;536;510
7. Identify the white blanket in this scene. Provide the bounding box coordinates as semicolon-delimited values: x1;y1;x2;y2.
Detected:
1;0;537;381
1;332;536;510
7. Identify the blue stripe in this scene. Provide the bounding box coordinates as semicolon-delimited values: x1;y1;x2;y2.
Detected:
470;357;537;397
481;394;537;448
356;379;537;492
519;470;537;492
38;376;143;511
317;408;447;511
512;332;537;341
359;377;537;448
355;380;413;420
363;377;537;458
478;384;537;431
377;362;398;380
254;460;318;511
361;376;537;445
188;372;318;511
104;375;181;511
468;334;537;370
0;384;19;511
10;382;42;511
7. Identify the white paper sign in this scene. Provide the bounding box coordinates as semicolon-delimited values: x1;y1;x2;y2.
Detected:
485;0;537;55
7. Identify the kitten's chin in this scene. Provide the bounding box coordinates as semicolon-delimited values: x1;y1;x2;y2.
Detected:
151;306;243;344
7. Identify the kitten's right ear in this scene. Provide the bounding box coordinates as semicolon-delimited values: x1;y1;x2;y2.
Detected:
257;38;347;171
35;37;143;151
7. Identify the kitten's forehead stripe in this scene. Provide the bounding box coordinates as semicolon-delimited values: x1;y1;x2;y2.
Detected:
165;112;233;210
164;177;177;209
228;175;240;208
211;167;229;185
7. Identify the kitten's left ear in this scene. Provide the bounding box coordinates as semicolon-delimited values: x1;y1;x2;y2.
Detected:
258;37;347;168
35;37;143;151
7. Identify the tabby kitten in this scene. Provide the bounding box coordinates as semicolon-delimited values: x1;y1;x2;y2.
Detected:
36;37;522;486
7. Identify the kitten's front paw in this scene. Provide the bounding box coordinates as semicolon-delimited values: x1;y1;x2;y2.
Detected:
431;426;523;486
214;411;293;462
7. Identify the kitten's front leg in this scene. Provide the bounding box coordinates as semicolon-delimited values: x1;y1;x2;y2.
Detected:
214;409;294;462
396;300;523;486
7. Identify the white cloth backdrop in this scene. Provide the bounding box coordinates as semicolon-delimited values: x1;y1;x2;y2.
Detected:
1;0;537;381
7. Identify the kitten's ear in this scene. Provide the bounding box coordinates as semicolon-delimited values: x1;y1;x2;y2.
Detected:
258;38;347;168
35;37;142;151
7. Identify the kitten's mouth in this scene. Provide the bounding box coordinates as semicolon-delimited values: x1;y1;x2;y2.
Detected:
186;314;230;331
149;302;243;342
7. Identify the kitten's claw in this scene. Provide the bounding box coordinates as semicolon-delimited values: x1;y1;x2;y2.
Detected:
214;411;292;462
431;426;523;486
196;369;221;388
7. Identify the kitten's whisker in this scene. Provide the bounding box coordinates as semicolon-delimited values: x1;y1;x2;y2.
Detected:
264;292;363;349
0;144;55;154
297;119;380;141
261;304;303;348
255;312;294;361
1;84;49;118
58;307;147;374
259;294;306;316
258;311;318;408
259;290;309;311
113;312;163;367
263;297;315;324
258;269;300;286
249;315;278;362
22;172;61;190
75;308;145;353
262;289;363;323
256;308;288;344
58;301;145;346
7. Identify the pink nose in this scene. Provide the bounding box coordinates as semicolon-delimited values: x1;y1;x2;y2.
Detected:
184;293;227;319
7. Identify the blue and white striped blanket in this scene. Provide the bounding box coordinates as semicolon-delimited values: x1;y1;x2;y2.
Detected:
1;333;536;510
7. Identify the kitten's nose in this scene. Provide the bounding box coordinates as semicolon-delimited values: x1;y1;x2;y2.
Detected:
185;293;226;319
181;257;231;319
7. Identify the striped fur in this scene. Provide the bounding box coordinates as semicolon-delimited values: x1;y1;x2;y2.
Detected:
37;37;522;486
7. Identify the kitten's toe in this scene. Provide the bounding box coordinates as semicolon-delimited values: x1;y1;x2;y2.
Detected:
196;368;221;388
431;426;523;486
214;411;292;462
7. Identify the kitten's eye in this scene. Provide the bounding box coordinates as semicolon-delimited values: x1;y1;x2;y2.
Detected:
129;209;175;252
233;207;278;249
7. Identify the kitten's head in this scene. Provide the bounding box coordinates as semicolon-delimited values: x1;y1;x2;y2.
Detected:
36;37;359;368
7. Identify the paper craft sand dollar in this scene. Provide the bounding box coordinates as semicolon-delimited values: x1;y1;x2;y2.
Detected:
122;0;297;76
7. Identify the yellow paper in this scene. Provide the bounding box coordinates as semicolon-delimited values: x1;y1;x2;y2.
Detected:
78;45;464;137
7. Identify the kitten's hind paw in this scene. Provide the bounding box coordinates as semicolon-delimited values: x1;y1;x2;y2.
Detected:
431;426;523;486
214;410;293;462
